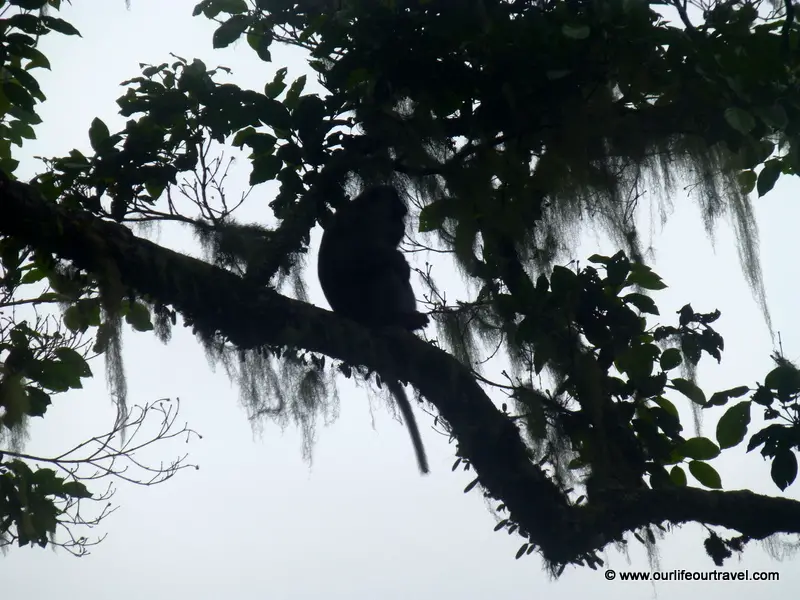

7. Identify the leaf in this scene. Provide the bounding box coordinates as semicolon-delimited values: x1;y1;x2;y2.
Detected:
620;344;658;381
7;13;41;34
245;12;274;58
88;117;110;153
40;358;83;391
62;305;85;332
546;69;571;80
669;466;687;486
31;468;63;496
651;395;679;418
2;82;35;112
746;423;786;454
771;451;798;491
724;107;756;134
626;267;667;290
764;364;800;397
515;543;530;559
214;0;248;13
5;65;42;97
285;75;307;109
737;169;757;194
678;437;720;460
550;265;578;294
716;401;751;449
10;0;48;9
25;387;51;417
61;480;92;499
419;198;458;232
212;14;250;48
265;79;285;99
688;461;722;489
40;16;81;36
659;348;682;371
649;467;672;489
757;159;782;197
54;347;92;378
21;46;51;71
587;254;611;264
623;292;659;315
751;392;776;416
605;253;630;287
670;377;706;406
0;374;28;426
561;24;590;39
250;154;281;185
707;385;750;407
247;26;272;62
19;267;46;284
756;104;788;130
493;519;509;531
738;139;774;169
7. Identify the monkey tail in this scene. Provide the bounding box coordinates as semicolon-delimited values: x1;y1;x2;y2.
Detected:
387;380;430;474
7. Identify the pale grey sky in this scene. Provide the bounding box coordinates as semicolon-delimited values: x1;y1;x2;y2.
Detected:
2;1;798;598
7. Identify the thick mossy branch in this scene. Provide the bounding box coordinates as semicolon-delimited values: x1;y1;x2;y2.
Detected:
2;172;800;565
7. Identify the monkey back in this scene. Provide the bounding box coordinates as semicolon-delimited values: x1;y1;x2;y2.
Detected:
317;185;428;330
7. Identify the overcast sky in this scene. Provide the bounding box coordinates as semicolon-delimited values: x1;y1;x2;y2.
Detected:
2;1;799;598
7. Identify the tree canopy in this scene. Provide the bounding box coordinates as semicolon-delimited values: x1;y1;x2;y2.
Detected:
1;0;800;573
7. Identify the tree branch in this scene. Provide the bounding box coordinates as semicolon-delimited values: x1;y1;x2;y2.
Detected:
3;171;800;565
